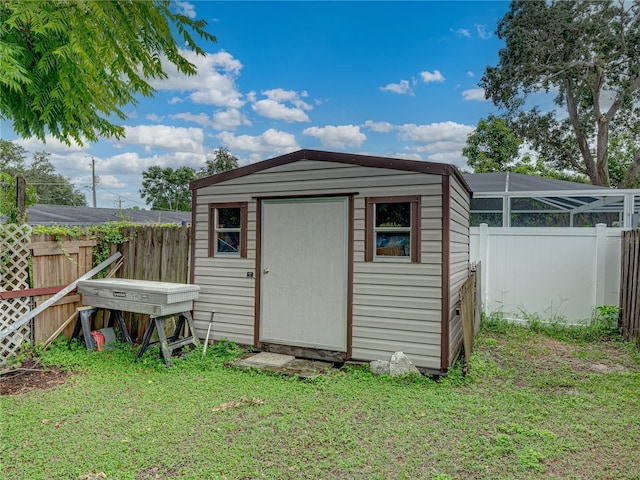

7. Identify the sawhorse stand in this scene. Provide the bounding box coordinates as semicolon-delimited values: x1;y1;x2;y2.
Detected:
70;307;133;350
136;312;200;366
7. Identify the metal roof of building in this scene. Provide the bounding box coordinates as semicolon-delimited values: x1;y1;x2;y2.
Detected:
3;204;191;226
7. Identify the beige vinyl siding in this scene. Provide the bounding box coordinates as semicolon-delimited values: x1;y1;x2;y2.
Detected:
191;201;257;345
192;159;448;368
448;176;471;365
351;184;443;370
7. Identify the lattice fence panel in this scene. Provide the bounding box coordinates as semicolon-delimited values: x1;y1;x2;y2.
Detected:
1;224;33;364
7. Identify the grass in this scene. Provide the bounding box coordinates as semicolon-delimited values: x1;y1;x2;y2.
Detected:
2;319;640;480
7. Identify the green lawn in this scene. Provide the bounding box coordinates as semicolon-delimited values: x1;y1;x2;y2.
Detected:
2;322;639;480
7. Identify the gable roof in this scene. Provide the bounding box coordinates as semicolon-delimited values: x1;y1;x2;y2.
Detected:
190;149;472;194
463;172;604;193
6;204;191;226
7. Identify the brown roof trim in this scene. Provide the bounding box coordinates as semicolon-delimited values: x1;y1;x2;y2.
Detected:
190;149;473;195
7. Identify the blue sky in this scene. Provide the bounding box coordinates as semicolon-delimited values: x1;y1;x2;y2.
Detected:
2;1;510;209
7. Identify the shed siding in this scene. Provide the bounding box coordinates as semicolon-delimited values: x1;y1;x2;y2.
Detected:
448;175;471;365
192;159;454;370
351;189;443;370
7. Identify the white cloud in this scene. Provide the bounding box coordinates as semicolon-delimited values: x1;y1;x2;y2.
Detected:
169;97;183;105
391;152;424;161
212;109;251;130
398;121;473;143
73;173;126;190
106;150;209;173
121;125;205;153
174;1;196;19
15;135;88;153
380;80;414;96
146;113;164;122
303;125;366;149
397;121;474;168
152;50;244;108
251;89;313;122
171;112;212;127
364;121;395;133
422;151;467;166
462;88;487;101
218;128;300;154
453;28;471;38
421;70;445;83
475;24;491;40
466;71;475;78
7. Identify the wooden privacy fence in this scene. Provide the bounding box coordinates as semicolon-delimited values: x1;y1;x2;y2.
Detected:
620;230;639;346
29;233;96;343
459;263;481;375
0;225;191;363
108;225;190;342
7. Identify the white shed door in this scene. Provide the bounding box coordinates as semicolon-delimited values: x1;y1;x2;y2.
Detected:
260;197;348;351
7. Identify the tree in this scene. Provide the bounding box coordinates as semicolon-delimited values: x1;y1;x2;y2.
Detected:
0;172;37;223
199;147;239;177
481;0;640;187
462;115;522;173
0;139;87;207
1;1;216;145
140;166;195;211
463;115;589;183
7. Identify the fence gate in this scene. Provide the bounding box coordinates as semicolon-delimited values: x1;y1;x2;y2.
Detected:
620;230;639;346
0;224;33;364
29;234;97;343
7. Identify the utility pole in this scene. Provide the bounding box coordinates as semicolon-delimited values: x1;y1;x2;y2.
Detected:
91;157;97;208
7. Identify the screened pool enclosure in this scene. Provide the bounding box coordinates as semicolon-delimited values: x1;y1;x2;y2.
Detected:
464;172;640;228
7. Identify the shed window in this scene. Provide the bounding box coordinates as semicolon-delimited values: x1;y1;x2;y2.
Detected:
209;203;247;257
366;196;420;262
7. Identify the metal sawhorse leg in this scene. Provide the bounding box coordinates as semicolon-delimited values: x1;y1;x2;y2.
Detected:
135;311;200;366
70;308;133;350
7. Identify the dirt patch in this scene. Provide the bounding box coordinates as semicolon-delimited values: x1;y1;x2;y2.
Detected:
136;465;182;480
536;337;634;374
0;357;69;396
485;333;637;375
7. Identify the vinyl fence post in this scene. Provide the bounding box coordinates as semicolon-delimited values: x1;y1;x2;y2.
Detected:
479;223;489;309
595;223;607;308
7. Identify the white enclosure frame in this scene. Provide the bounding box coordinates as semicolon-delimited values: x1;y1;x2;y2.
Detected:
471;190;639;228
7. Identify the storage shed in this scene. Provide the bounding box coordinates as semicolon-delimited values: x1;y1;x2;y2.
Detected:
189;149;472;374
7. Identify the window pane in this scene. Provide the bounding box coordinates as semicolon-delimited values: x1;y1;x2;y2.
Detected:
218;208;240;228
376;203;410;227
376;232;410;256
217;231;240;253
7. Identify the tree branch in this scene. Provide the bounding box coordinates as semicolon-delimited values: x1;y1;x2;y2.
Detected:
565;78;598;183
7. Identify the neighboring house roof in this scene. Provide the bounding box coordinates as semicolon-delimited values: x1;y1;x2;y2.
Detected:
190;149;472;194
462;172;607;193
4;204;191;226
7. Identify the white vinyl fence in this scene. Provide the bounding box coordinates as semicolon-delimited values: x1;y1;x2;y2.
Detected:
470;224;625;324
